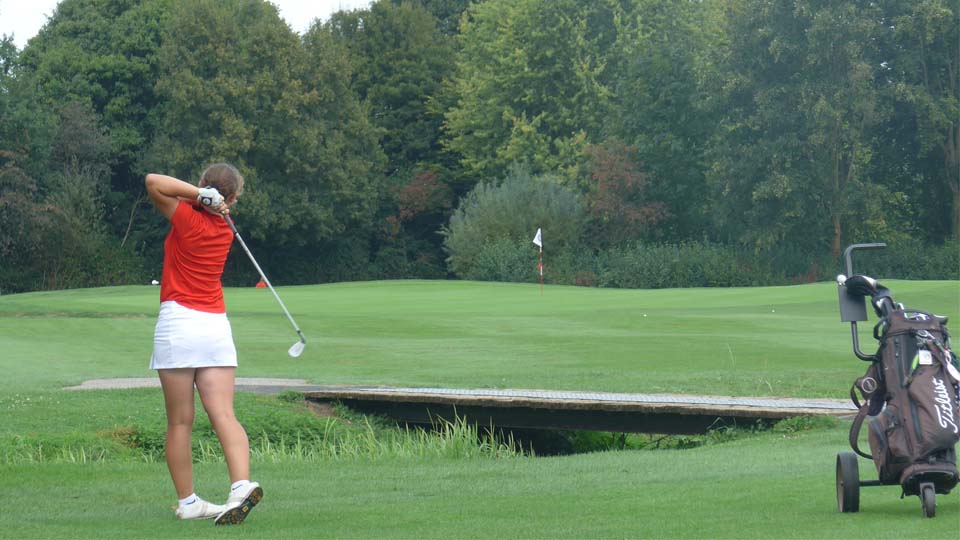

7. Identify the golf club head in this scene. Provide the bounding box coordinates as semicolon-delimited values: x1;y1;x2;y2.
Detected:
843;274;878;297
288;340;306;358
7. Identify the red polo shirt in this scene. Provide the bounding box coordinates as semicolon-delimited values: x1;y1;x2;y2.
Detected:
160;202;234;313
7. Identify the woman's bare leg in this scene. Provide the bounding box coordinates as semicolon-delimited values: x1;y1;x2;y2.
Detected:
195;367;249;483
158;368;197;499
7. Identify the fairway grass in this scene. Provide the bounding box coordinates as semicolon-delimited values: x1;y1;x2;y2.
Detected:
1;280;957;396
1;280;958;538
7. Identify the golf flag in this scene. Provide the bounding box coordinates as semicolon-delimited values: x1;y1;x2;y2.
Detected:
532;228;542;249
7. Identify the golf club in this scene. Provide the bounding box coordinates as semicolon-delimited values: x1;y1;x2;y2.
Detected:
224;215;306;357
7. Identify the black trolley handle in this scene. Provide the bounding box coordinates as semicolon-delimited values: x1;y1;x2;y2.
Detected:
842;243;886;362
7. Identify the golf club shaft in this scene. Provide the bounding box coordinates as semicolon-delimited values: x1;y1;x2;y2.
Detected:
224;215;306;343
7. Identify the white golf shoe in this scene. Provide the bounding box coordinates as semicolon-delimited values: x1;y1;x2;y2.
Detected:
215;481;263;526
175;498;227;520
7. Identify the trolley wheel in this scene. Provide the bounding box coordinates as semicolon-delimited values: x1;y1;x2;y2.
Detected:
836;452;860;513
920;483;936;518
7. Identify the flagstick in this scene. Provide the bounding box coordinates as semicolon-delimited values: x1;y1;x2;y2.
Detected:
538;245;543;296
532;227;543;296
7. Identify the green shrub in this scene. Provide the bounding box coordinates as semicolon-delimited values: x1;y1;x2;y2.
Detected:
442;171;956;289
464;238;539;282
444;164;587;280
575;239;956;290
369;241;449;281
450;235;957;289
853;238;960;280
595;241;762;289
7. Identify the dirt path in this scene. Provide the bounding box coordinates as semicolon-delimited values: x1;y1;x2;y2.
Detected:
64;377;319;393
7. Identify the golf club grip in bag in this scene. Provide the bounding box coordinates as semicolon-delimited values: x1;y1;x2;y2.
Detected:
847;289;960;494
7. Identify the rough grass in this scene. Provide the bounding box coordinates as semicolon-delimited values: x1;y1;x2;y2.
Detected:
0;424;956;539
0;390;522;464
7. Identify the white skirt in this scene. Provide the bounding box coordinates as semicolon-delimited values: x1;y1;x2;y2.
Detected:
150;301;238;369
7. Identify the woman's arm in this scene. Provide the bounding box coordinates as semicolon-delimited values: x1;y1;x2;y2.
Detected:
145;174;200;220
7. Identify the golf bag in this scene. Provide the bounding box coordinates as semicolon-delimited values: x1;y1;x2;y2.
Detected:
845;275;960;497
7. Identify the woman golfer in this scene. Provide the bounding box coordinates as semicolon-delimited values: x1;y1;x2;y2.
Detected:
145;164;262;525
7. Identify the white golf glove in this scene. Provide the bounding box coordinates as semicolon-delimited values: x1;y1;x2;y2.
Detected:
197;187;224;208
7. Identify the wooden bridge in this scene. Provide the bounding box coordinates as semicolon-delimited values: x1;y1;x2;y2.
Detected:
65;379;856;435
302;386;856;435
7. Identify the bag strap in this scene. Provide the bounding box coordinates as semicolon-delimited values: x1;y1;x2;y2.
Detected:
849;383;863;410
848;394;874;460
847;360;884;460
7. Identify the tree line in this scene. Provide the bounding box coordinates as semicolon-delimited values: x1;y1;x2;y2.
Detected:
0;0;956;293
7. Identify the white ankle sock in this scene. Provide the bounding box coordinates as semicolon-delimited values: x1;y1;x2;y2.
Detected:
178;493;198;507
230;480;250;493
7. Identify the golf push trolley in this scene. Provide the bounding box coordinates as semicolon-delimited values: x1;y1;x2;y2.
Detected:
835;243;960;518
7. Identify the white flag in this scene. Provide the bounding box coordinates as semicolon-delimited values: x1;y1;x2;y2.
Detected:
532;228;542;248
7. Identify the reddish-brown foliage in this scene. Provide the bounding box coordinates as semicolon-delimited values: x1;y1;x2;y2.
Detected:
397;171;454;222
585;140;668;244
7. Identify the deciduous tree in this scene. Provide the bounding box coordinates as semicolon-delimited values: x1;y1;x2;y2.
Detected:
875;0;959;240
443;0;621;184
706;0;889;258
17;0;172;236
608;0;722;240
582;140;668;247
151;0;385;282
328;0;455;175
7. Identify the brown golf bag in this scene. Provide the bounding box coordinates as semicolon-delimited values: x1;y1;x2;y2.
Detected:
837;260;960;517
